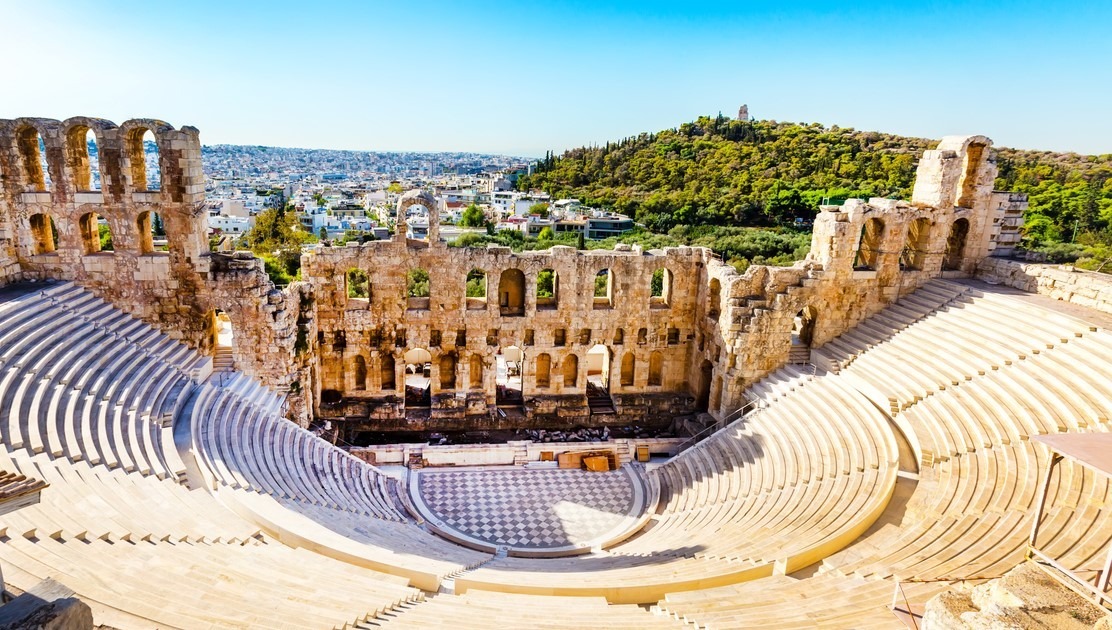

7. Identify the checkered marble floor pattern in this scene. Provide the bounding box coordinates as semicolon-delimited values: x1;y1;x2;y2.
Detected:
417;468;640;549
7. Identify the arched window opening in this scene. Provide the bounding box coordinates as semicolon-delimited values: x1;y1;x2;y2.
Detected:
537;268;558;310
956;143;987;208
496;346;523;407
67;127;101;192
614;327;624;345
79;212;112;254
29;213;56;255
498;268;525;316
708;279;721;319
126;128;161;191
648;351;663;387
650;268;672;307
439;353;457;389
900;217;931;271
354;356;367;390
402;200;432;241
637;327;648;344
16;127;49;191
535;353;551;389
469;354;483;389
854;218;885;271
562;354;579;390
381;355;396;391
620;352;635;387
404;348;432;407
466;268;486;310
151;213;166;250
944;218;970;271
793;306;818;350
593;268;613;308
346;268;370;301
407;268;430;309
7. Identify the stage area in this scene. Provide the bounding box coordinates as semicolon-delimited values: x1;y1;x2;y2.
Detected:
410;467;650;555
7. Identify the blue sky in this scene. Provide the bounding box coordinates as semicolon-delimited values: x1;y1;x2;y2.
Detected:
2;1;1109;156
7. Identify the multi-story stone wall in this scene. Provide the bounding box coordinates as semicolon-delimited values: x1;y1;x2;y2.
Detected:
0;117;313;423
0;117;1010;434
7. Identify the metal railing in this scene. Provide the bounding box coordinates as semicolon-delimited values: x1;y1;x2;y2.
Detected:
677;397;764;451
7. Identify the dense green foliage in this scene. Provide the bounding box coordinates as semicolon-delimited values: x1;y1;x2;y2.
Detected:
407;268;430;297
98;223;113;251
465;269;486;297
994;147;1112;269
346;268;369;299
239;205;318;285
521;116;928;232
537;269;555;298
521;115;1112;270
459;203;487;228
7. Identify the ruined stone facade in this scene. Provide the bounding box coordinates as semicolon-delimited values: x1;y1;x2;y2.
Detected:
0;118;1015;433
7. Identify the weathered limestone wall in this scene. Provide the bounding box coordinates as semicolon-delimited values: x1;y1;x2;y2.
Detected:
706;135;1001;413
303;240;706;428
977;258;1112;315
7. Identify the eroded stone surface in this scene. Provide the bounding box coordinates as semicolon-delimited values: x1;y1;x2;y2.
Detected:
923;563;1111;629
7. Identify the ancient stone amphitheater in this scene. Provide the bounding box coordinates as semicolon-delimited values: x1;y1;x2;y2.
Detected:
0;117;1109;628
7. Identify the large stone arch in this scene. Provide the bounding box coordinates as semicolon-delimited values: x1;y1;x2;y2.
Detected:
61;116;118;197
395;189;440;244
5;117;63;195
117;118;176;196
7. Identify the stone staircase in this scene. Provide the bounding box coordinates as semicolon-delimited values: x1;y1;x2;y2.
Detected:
212;346;234;372
587;382;616;415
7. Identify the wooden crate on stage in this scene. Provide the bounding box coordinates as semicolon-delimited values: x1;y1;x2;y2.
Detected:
557;449;618;471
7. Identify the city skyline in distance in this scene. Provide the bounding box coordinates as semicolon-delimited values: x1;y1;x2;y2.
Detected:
2;0;1110;157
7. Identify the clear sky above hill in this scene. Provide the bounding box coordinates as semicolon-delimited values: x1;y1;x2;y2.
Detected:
2;0;1110;156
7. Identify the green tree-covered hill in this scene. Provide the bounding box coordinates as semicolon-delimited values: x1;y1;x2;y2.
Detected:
521;115;1112;266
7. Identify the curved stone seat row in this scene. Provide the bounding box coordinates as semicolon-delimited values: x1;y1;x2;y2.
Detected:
454;366;900;604
191;382;407;521
0;282;204;480
650;282;1112;629
355;590;686;629
0;518;420;630
0;281;456;626
823;280;1101;414
614;372;897;566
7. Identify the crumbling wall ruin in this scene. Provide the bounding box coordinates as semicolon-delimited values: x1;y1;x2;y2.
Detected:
0;117;1010;433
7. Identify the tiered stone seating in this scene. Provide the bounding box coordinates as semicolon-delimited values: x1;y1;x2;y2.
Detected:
358;590;686;629
0;282;453;626
650;280;1112;628
191;383;404;520
455;365;900;603
0;282;203;481
188;377;492;591
4;275;1112;628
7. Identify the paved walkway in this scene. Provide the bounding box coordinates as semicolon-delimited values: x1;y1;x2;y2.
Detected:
412;467;646;553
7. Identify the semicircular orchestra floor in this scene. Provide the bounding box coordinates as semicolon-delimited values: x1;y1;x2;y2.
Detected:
409;466;649;555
